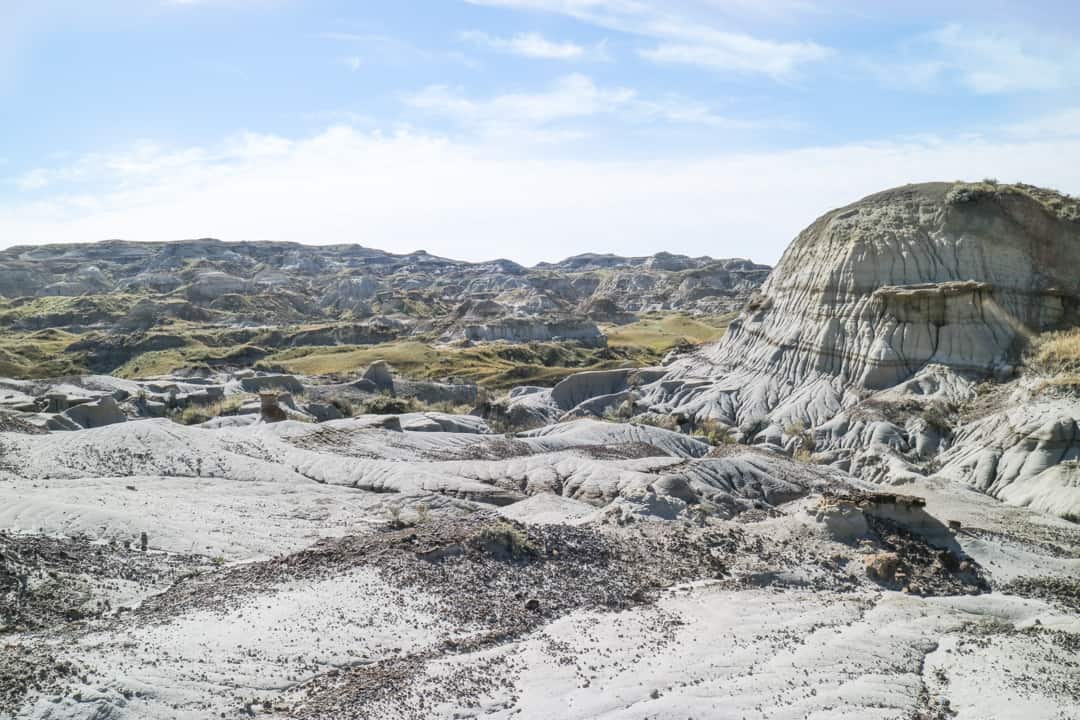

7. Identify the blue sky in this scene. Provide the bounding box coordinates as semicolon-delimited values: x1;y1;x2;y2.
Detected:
2;0;1080;264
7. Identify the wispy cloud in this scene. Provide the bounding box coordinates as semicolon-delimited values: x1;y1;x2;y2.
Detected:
639;35;829;77
460;30;607;61
322;31;479;68
404;73;749;137
870;24;1078;95
406;74;633;126
931;24;1070;94
1006;107;1080;139
466;0;831;78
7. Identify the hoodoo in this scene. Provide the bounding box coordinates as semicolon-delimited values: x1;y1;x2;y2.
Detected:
650;181;1080;426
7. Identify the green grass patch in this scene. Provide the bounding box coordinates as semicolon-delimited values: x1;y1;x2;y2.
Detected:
0;311;733;385
264;340;657;390
0;330;86;378
603;312;733;354
0;294;140;328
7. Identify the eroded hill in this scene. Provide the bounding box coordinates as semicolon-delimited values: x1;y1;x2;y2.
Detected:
0;242;766;379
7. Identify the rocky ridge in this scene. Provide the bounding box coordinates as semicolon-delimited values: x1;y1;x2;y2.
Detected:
0;241;767;337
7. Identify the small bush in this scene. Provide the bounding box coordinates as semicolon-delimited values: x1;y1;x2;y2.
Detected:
920;401;952;432
475;522;537;561
426;400;475;415
361;395;419;415
695;418;734;445
784;419;817;455
1031;328;1080;375
329;397;354;417
602;398;637;423
385;505;409;530
173;394;251;425
634;413;681;431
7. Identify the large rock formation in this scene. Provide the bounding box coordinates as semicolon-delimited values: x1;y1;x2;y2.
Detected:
627;182;1080;519
650;182;1080;427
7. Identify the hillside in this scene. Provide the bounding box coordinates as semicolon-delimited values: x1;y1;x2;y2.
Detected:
0;242;767;379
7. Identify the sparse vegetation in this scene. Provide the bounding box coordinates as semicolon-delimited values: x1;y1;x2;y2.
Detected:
172;394;252;425
1025;328;1080;394
784;420;817;460
1031;328;1080;375
695;418;735;446
946;181;1080;222
359;395;421;415
266;340;654;390
919;401;953;432
602;312;733;355
474;522;538;561
0;294;138;330
602;398;638;422
0;330;85;378
328;398;354;417
633;413;681;432
0;306;733;385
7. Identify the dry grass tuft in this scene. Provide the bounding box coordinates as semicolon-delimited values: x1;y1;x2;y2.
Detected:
174;394;252;425
1031;328;1080;375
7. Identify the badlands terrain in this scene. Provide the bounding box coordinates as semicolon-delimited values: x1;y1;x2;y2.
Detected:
2;180;1080;719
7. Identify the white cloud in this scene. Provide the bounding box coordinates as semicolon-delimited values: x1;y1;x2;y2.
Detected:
640;36;829;77
321;32;479;69
342;56;362;71
406;74;634;127
461;30;606;61
467;0;831;78
1006;107;1080;139
932;24;1070;94
4;124;1080;266
404;73;750;135
871;24;1078;95
16;169;51;191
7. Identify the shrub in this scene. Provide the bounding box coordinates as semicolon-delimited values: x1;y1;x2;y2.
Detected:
1031;328;1080;375
329;397;354;417
173;394;251;425
784;419;817;455
920;401;952;432
385;505;409;530
695;418;734;445
360;395;419;415
474;522;537;561
634;413;681;431
602;398;637;423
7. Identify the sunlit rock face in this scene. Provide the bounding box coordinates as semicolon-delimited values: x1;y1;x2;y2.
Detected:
652;182;1080;426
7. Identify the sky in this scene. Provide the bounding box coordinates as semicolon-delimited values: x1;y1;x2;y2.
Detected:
2;0;1079;265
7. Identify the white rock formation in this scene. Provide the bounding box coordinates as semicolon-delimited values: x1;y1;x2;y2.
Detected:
628;183;1080;518
648;183;1080;427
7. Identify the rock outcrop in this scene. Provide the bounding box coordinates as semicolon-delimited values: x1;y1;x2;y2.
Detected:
649;183;1080;426
634;182;1080;518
